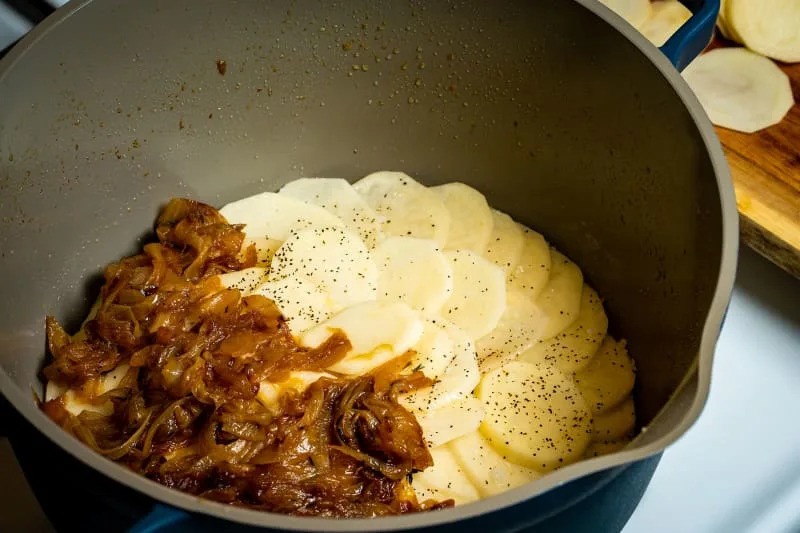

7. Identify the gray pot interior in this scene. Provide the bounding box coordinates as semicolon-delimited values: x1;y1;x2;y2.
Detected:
0;0;736;530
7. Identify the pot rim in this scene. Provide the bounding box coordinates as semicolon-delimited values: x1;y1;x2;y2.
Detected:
0;0;738;530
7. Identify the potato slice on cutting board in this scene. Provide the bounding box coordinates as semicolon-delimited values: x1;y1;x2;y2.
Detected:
301;301;424;375
251;277;337;333
412;446;480;505
278;178;382;248
415;395;485;449
508;225;551;301
477;361;592;472
639;0;692;47
269;226;377;309
439;250;507;340
520;284;608;374
483;210;525;275
476;288;549;375
683;48;794;134
448;431;540;497
431;182;493;253
721;0;800;63
598;0;652;29
372;236;453;316
592;395;636;441
354;171;451;247
220;192;345;241
535;249;584;339
574;336;636;414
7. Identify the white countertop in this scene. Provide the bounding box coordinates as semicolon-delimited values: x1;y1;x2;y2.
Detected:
624;246;800;533
1;246;798;532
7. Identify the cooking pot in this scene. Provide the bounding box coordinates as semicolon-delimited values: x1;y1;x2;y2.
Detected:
0;0;737;531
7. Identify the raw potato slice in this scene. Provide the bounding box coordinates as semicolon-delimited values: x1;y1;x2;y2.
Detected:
405;319;457;380
639;0;692;47
353;171;450;246
439;250;507;340
432;182;493;253
574;336;636;414
483;210;525;274
592;396;636;441
220;192;345;241
475;288;549;375
302;301;424;375
241;236;282;267
584;438;631;458
477;361;592;472
372;237;453;316
535;250;584;339
278;178;382;248
218;267;269;295
508;225;551;301
399;322;480;413
256;371;334;412
598;0;652;28
412;446;480;505
724;0;800;63
519;285;608;374
448;431;540;497
416;395;485;448
49;363;132;416
269;226;377;309
683;48;794;134
251;277;337;333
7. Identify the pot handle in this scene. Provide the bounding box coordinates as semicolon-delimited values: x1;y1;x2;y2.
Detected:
659;0;719;71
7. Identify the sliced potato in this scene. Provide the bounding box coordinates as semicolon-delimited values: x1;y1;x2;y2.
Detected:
354;171;450;247
251;277;337;333
592;395;636;441
301;301;424;375
476;288;548;375
406;319;457;380
477;361;592;472
52;363;132;416
399;321;480;413
372;236;453;316
535;249;584;339
416;395;485;448
598;0;652;28
724;0;800;63
448;430;540;497
412;446;480;505
520;284;608;374
278;178;382;248
683;48;794;134
269;226;377;309
220;192;345;241
218;267;269;295
483;210;525;274
574;336;636;414
241;236;282;267
257;371;334;412
639;0;692;47
508;225;551;301
584;438;631;458
432;182;493;253
439;250;507;340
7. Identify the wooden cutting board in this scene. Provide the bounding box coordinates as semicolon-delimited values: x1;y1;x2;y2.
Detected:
707;37;800;278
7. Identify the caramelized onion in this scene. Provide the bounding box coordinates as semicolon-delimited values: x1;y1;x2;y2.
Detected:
40;198;447;517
